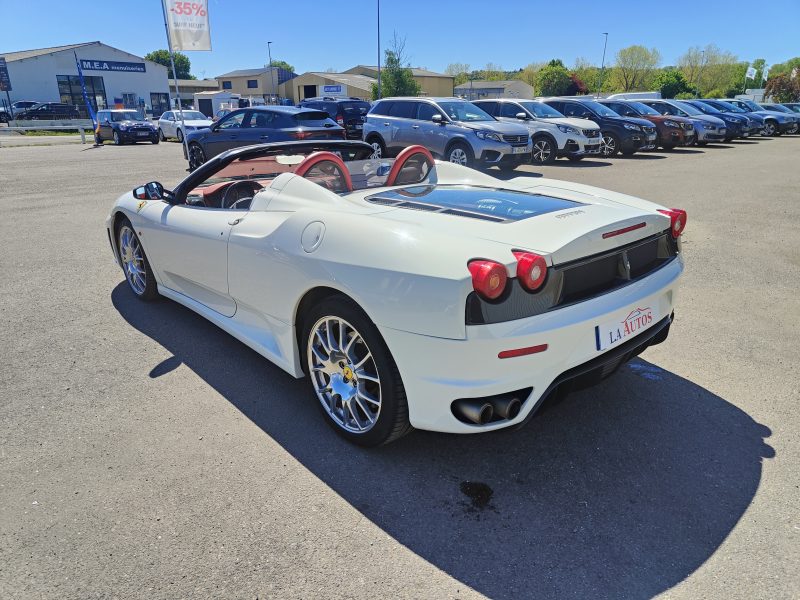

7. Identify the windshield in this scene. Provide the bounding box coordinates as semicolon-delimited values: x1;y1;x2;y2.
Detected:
340;101;371;115
112;111;144;122
629;102;660;116
437;101;494;122
579;100;620;118
519;101;564;118
765;104;791;113
714;101;745;113
672;101;703;116
692;102;720;114
175;111;207;120
741;100;762;111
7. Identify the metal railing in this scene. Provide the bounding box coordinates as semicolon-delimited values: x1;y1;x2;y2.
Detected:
2;119;95;144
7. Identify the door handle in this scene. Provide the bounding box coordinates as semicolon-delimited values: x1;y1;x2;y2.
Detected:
411;125;420;129
230;135;237;139
260;135;269;139
228;218;243;226
383;122;390;126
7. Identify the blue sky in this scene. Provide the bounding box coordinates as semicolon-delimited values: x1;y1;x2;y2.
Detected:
3;0;798;76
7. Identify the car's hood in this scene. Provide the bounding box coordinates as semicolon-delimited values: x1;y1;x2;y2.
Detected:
689;114;727;127
119;120;153;126
756;110;794;122
181;119;213;127
607;116;655;128
457;120;530;135
547;117;598;130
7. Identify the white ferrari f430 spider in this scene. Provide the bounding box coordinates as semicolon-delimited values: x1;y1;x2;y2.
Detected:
106;140;686;446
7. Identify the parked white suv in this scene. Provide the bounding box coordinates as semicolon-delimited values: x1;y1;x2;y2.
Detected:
475;99;602;163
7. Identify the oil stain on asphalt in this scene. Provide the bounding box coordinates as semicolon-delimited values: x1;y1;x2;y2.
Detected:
460;481;494;511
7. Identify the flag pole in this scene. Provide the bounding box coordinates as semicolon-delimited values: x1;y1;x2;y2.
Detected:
161;0;189;159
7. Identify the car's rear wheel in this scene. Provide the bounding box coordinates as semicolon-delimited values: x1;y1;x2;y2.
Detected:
188;142;206;171
566;155;584;162
530;136;556;164
366;136;386;159
447;142;474;168
151;137;159;145
697;140;708;146
177;128;184;142
113;131;122;146
0;112;9;124
787;122;798;135
116;218;158;301
303;296;411;447
600;133;619;156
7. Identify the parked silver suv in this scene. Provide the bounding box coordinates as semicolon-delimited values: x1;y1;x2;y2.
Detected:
363;97;532;170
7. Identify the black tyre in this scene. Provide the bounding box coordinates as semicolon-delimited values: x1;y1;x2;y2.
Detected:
446;141;474;168
566;155;584;162
366;135;386;159
661;142;675;150
763;121;778;136
177;128;184;142
158;128;166;141
600;132;620;156
115;217;159;301
697;140;708;146
151;137;159;145
302;296;412;447
0;112;9;124
188;142;206;171
530;136;556;164
113;131;123;146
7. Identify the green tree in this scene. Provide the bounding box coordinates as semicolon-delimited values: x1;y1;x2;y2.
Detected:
482;63;505;81
653;69;693;98
144;49;194;79
535;62;572;96
769;57;800;78
270;60;295;73
614;45;661;91
765;73;800;102
445;63;471;86
371;34;421;99
517;62;545;88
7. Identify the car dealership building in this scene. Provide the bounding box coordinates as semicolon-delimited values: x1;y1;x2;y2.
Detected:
0;41;170;116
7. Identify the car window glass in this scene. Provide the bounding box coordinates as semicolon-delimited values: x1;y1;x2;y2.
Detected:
246;111;277;128
499;103;521;118
606;102;631;117
416;103;441;121
563;103;589;118
217;112;246;129
370;101;392;116
476;102;496;116
388;102;416;118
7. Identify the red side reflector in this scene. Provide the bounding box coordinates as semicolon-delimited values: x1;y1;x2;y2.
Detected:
498;344;549;359
601;222;647;239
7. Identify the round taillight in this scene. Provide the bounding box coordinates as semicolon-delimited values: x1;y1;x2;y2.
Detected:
658;208;687;238
513;251;548;291
468;260;508;300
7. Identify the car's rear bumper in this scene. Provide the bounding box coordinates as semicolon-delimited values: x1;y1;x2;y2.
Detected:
380;256;683;433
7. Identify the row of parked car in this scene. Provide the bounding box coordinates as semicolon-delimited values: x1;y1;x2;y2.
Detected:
175;95;799;171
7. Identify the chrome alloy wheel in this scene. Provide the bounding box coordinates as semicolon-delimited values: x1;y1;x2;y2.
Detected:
763;121;776;136
600;134;616;156
531;139;553;162
118;225;146;295
308;316;382;434
449;147;468;165
369;141;382;159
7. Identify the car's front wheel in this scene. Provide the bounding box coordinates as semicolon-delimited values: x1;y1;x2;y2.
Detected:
366;136;386;159
303;296;411;446
600;133;619;156
158;128;166;141
447;142;474;168
177;128;184;142
188;142;206;171
763;121;778;136
116;218;158;301
530;136;556;164
113;131;122;146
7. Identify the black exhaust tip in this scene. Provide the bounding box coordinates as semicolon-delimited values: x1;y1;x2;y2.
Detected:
453;399;494;425
493;395;521;420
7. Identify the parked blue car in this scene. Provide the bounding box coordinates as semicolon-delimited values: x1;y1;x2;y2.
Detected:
695;99;766;136
185;106;345;170
679;100;753;140
724;99;799;136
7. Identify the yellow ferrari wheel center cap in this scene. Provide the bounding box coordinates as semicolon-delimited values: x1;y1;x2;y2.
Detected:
342;366;354;382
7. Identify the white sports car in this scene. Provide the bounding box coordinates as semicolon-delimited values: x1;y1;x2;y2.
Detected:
106;140;686;446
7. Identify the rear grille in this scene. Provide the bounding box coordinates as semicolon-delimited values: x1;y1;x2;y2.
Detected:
583;129;600;138
466;232;679;325
502;134;529;146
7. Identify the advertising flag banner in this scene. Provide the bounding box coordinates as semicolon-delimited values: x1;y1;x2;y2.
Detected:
762;66;770;82
0;57;12;92
74;51;98;127
162;0;211;51
745;67;756;80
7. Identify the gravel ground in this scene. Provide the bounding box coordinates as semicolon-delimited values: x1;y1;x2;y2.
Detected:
0;138;798;599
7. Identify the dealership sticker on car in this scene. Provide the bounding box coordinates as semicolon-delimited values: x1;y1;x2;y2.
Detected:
595;306;657;351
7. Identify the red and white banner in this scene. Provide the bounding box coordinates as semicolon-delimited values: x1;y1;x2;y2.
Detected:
163;0;211;51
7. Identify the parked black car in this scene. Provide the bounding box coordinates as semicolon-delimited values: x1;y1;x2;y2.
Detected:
541;98;657;156
298;96;371;139
694;99;766;136
96;109;159;145
679;100;753;140
13;102;80;120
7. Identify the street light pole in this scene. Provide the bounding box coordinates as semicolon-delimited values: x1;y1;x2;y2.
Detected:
596;32;609;97
267;41;276;104
376;0;382;99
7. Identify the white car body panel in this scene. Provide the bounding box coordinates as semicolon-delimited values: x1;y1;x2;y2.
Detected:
157;113;213;139
107;154;683;434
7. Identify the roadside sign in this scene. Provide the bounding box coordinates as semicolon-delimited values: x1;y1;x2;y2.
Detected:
0;58;12;92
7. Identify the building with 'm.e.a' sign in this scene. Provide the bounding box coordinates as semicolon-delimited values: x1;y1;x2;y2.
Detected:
0;41;170;116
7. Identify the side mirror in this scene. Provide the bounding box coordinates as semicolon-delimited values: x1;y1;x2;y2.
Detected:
134;181;165;200
432;114;444;124
103;119;110;124
516;112;528;120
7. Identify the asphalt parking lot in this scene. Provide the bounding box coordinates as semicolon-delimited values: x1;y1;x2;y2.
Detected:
1;138;798;599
